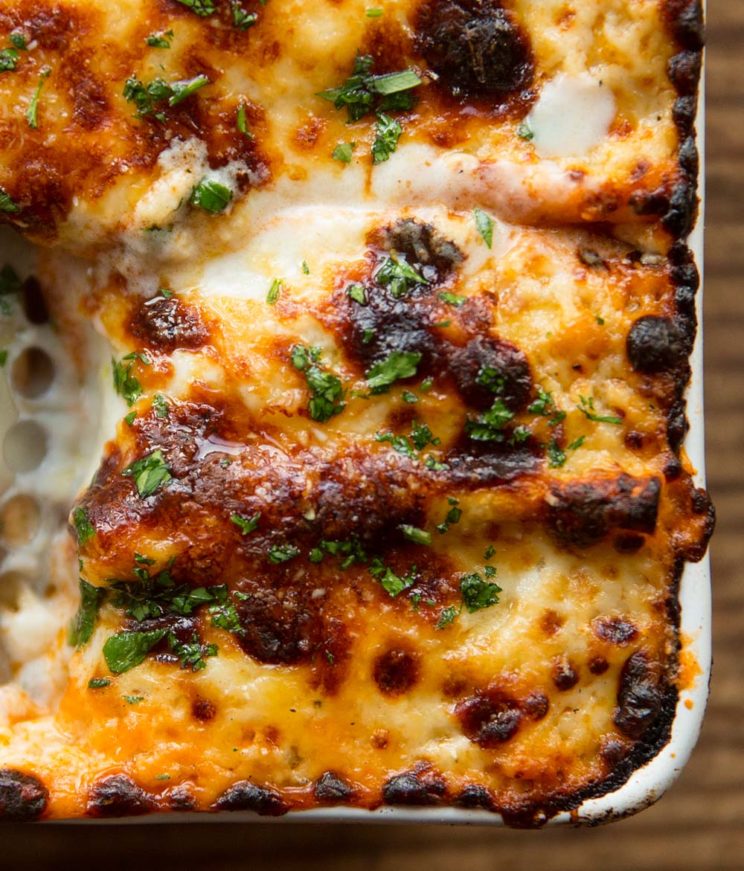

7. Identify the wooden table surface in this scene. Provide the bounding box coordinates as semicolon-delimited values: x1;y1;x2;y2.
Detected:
3;2;742;867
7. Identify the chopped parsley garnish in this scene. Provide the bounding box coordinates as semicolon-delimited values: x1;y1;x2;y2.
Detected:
460;570;501;612
123;695;145;705
72;506;95;545
103;629;167;675
436;497;461;534
465;398;514;442
231;1;258;29
517;121;534;141
371;112;402;164
366;350;421;394
124;74;210;121
369;558;416;598
439;291;464;307
346;282;367;304
568;435;586;451
291;344;346;422
0;188;19;213
317;54;421;122
209;591;245;635
173;0;216;16
547;438;566;469
528;386;566;425
366;7;383;17
376;420;440;464
152;393;169;419
476;365;506;395
268;544;301;564
375;253;428;298
124;411;137;426
169;634;217;671
26;67;50;129
332;141;355;163
266;278;282;304
123;449;172;497
309;538;367;569
112;352;148;406
484;544;496;560
577;394;623;425
0;48;20;72
402;391;418;404
230;512;260;535
400;525;431;546
473;208;494;248
190;178;233;213
301;260;310;274
88;678;111;689
0;350;6;367
68;580;105;648
146;29;174;48
436;605;459;630
595;314;605;326
9;32;28;51
236;102;253;137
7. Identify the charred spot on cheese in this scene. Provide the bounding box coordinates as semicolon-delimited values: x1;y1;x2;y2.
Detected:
213;780;289;816
382;765;446;806
627;316;689;375
613;651;665;740
373;646;421;696
373;219;463;284
551;656;579;692
455;784;494;810
545;475;661;550
522;691;549;721
0;769;48;821
456;685;524;747
448;336;533;412
664;0;705;51
87;774;155;818
445;440;541;488
415;0;533;99
191;696;217;721
313;771;355;804
589;656;610;676
593;617;639;647
129;296;209;353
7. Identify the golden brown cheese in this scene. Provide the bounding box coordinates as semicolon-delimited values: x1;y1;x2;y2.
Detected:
0;0;711;825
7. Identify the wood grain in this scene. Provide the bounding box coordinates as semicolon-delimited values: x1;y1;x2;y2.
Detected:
2;1;742;867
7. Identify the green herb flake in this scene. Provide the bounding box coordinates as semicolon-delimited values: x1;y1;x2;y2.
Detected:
103;629;167;675
547;437;566;469
473;208;494;248
236;102;253;137
439;291;465;307
517;121;534;141
346;282;367;304
0;48;20;73
68;580;105;648
152;393;169;419
291;344;346;422
484;544;496;561
460;571;501;613
88;678;111;689
112;352;148;406
568;435;586;451
366;350;421;394
146;29;174;48
577;394;623;425
122;449;172;498
168;74;209;106
266;277;282;304
268;544;301;564
174;0;216;16
0;189;20;214
190;178;232;214
400;525;431;546
595;314;605;326
369;558;415;598
375;254;428;299
0;350;6;367
332;142;355;163
401;390;418;404
26;67;51;130
168;633;217;671
436;605;460;630
366;7;383;16
124;411;137;426
231;1;258;29
72;506;95;545
301;260;310;275
230;512;260;535
465;398;514;442
9;32;28;51
123;695;145;705
371;112;402;164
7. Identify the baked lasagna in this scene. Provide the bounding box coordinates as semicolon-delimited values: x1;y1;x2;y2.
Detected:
0;0;712;824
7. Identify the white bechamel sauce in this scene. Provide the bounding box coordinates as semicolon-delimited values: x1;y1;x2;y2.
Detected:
527;73;617;159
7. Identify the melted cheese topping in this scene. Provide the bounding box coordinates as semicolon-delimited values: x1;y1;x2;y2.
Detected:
0;0;709;824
